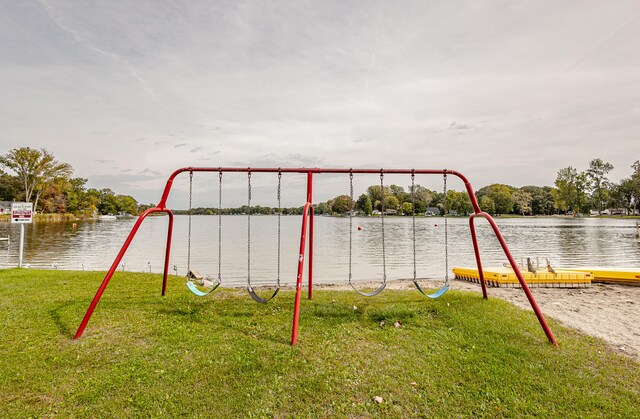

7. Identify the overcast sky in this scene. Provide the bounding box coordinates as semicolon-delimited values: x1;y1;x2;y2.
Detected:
1;1;639;207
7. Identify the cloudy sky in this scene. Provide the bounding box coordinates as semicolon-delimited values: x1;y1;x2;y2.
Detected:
1;1;639;207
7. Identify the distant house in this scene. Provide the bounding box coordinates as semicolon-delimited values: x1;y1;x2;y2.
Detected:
0;201;11;216
590;209;611;216
384;209;397;215
424;207;439;216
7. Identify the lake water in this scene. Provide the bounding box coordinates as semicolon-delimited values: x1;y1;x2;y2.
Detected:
1;216;639;287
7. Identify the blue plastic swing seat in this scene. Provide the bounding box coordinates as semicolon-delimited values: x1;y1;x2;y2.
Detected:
414;281;450;299
186;280;220;297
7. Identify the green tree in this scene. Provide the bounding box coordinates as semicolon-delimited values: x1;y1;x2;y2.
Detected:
587;158;614;214
356;193;373;216
553;166;588;215
389;184;410;205
413;200;426;214
367;184;391;205
389;184;404;197
479;184;514;214
331;195;353;214
521;186;556;215
116;195;138;215
64;177;99;215
314;201;330;215
39;177;71;213
383;195;400;211
613;161;640;215
98;188;119;215
0;170;21;201
512;189;533;215
630;161;640;215
610;181;631;213
400;201;413;215
479;195;495;214
410;184;435;206
84;188;102;215
446;190;472;215
0;147;73;212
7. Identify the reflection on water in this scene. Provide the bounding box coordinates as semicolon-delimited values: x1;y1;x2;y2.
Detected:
1;216;639;287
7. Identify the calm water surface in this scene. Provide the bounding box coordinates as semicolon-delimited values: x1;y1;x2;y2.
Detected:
1;216;639;287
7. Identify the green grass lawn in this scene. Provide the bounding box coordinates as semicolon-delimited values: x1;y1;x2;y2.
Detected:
0;269;638;417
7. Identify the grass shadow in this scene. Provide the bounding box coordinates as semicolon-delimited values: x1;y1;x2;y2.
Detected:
49;301;81;339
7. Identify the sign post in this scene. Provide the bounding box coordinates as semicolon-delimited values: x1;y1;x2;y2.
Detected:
11;202;33;268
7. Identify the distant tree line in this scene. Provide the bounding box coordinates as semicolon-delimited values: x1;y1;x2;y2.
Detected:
0;147;138;216
316;158;640;217
172;205;306;216
2;148;639;218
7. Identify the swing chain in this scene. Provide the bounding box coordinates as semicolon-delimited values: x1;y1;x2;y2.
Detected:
443;171;449;283
348;170;353;283
277;170;282;286
247;171;251;284
411;171;416;281
218;170;223;281
380;170;386;282
187;171;193;275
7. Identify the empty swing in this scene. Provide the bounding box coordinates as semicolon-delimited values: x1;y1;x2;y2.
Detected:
412;171;450;299
246;170;281;303
185;171;222;296
348;170;387;297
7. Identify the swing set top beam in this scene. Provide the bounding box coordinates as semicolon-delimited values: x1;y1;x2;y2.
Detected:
158;166;480;213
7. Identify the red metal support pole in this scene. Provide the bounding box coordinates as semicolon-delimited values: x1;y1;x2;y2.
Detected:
291;202;311;346
471;213;558;346
307;172;314;300
161;211;174;296
74;207;171;339
468;215;489;300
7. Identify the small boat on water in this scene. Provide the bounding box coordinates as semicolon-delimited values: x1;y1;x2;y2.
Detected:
98;214;117;220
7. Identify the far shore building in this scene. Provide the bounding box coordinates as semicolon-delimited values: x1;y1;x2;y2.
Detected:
424;207;439;216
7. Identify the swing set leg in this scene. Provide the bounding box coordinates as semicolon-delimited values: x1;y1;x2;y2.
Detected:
469;216;488;300
74;208;173;339
291;202;311;346
308;205;314;300
161;211;174;296
469;213;558;347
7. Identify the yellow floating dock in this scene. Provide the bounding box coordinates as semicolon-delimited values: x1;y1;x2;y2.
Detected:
453;267;592;288
560;267;640;286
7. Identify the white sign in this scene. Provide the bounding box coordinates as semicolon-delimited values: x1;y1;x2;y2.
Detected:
11;202;33;224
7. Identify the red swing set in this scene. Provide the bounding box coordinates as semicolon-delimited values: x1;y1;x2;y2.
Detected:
73;167;558;347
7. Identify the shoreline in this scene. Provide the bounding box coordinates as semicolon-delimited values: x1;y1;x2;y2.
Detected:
1;210;639;223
